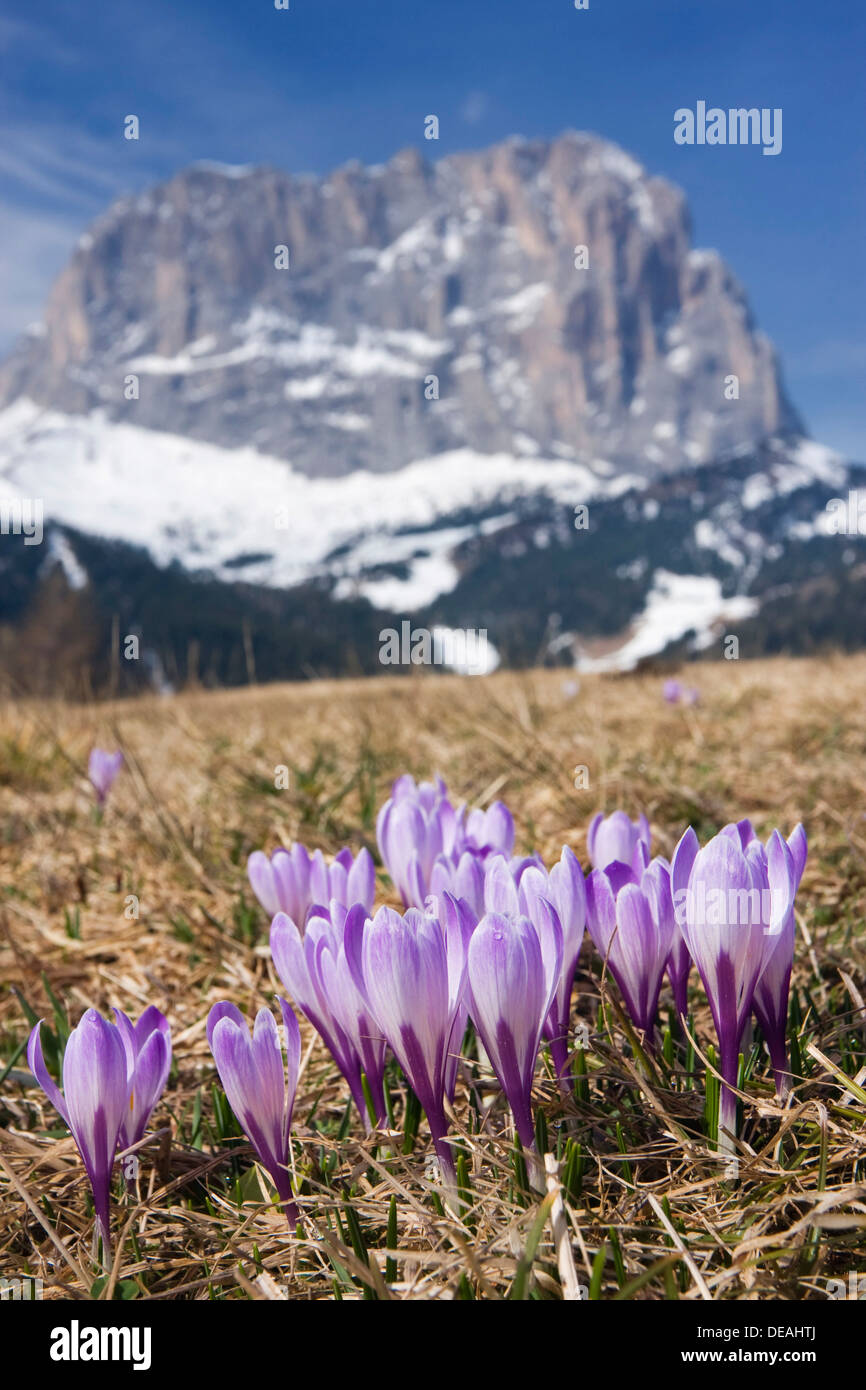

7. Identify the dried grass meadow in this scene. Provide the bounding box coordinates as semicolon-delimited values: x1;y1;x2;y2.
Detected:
1;654;865;1301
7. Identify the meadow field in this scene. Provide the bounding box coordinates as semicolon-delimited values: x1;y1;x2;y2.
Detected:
1;655;865;1301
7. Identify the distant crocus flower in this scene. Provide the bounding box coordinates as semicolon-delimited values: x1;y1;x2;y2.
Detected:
270;902;387;1128
28;1009;131;1257
743;821;807;1097
465;906;563;1150
88;748;123;806
207;1000;301;1229
248;844;375;921
663;679;683;704
112;1006;172;1151
345;896;474;1190
586;855;676;1041
587;810;651;873
684;687;700;706
484;852;586;1087
672;823;799;1145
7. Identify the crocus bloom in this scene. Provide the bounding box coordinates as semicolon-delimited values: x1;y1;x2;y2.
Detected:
345;896;474;1189
376;775;461;908
587;810;651;873
586;854;676;1040
457;802;515;861
742;822;807;1096
207;1000;301;1228
28;1009;130;1256
247;844;375;921
672;823;799;1145
88;748;123;806
663;679;683;704
484;852;585;1087
112;1006;172;1150
465;906;563;1149
270;902;388;1127
429;851;486;919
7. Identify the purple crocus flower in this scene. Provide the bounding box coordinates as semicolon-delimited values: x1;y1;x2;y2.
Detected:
112;1006;172;1150
344;895;474;1190
483;853;586;1087
88;748;123;806
429;851;486;919
28;1009;131;1256
465;905;563;1150
376;775;461;908
586;854;676;1041
457;801;515;861
737;821;807;1097
672;823;799;1145
663;679;683;704
270;902;388;1128
587;810;651;874
247;844;375;922
207;1000;301;1229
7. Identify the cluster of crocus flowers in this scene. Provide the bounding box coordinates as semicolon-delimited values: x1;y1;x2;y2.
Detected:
87;748;123;806
28;1006;171;1256
248;843;375;921
30;773;809;1255
376;773;514;909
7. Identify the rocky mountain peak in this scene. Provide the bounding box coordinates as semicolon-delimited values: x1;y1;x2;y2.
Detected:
0;130;800;478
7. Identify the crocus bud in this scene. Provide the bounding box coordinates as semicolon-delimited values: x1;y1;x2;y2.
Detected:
207;1000;301;1229
270;903;387;1128
345;896;473;1190
465;905;563;1150
586;856;676;1041
672;823;799;1147
28;1009;131;1257
753;824;807;1096
587;810;651;873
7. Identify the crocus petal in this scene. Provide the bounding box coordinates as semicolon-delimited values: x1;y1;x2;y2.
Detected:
346;846;376;911
27;1021;69;1126
484;856;521;915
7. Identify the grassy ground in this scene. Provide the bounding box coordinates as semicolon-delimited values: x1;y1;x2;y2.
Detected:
1;655;865;1301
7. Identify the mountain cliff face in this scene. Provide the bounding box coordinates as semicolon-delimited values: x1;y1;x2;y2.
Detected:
1;131;860;693
0;132;799;479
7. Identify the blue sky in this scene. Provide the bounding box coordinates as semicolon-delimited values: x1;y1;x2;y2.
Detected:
1;0;863;456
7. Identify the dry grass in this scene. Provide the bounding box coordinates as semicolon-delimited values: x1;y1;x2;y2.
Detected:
1;654;865;1300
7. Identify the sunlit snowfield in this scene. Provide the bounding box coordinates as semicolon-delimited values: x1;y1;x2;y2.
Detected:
1;655;865;1301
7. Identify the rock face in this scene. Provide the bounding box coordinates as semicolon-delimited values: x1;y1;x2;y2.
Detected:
0;132;799;478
